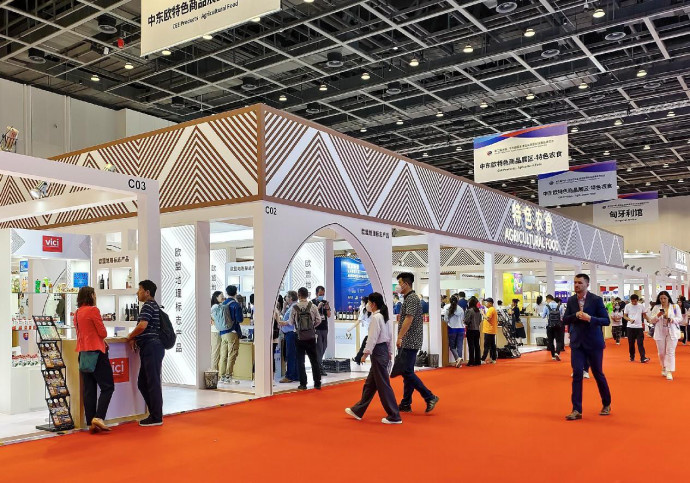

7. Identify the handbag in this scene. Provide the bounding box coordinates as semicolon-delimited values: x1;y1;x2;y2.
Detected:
74;309;100;373
390;352;405;378
516;322;524;329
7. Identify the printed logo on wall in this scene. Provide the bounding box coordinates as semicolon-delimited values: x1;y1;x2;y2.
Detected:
503;200;560;253
110;358;130;383
538;161;618;207
141;0;281;56
42;236;63;253
19;260;28;272
593;191;658;225
473;123;569;183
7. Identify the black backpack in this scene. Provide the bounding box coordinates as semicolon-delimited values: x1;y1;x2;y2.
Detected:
547;306;562;328
296;302;316;341
159;308;176;350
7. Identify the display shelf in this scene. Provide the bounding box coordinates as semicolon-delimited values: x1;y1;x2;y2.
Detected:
95;289;136;296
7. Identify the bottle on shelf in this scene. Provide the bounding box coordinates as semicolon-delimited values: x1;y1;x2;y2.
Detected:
99;275;105;290
35;279;41;293
126;269;133;289
106;275;110;290
124;305;130;322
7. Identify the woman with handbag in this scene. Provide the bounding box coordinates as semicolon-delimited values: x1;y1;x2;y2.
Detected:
345;292;401;424
74;286;114;433
510;299;526;346
649;291;683;381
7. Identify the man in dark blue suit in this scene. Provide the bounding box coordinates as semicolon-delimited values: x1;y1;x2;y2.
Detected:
563;273;612;420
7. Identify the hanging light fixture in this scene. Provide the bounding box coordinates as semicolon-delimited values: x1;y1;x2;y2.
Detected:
319;84;328;92
251;17;261;23
124;62;134;70
30;181;50;199
436;111;444;118
463;44;473;53
614;119;623;126
524;28;536;38
360;127;367;133
593;8;606;18
278;94;287;102
409;57;419;67
480;100;489;109
90;74;100;82
423;152;429;158
643;144;651;150
636;68;647;77
361;71;370;80
526;92;535;100
161;49;172;56
578;81;588;90
396;119;404;125
202;34;213;40
603;150;610;156
667;110;676;117
571;126;579;133
455;146;462;151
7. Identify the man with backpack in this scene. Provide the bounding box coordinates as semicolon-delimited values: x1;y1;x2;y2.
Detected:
543;294;564;361
220;285;244;384
312;286;331;377
288;287;322;390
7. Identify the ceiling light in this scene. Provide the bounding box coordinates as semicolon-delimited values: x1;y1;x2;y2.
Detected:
679;179;685;183
626;167;632;172
581;203;587;206
593;8;606;18
501;183;507;188
306;102;320;114
526;92;535;100
170;96;185;109
603;150;610;156
30;181;49;199
97;15;118;34
643;81;662;90
578;81;588;90
304;0;315;3
455;146;462;152
643;144;650;150
124;62;134;70
423;152;429;158
614;119;623;126
90;74;100;82
616;185;620;189
645;182;651;186
636;68;647;78
396;119;404;125
202;34;213;40
530;179;535;184
386;81;402;95
361;72;370;80
571;126;579;133
663;163;669;168
541;42;561;58
524;28;536;38
251;17;261;23
436;111;444;118
27;48;46;64
468;170;473;175
496;2;518;14
667;110;675;117
360;127;367;133
530;194;536;199
241;76;259;91
161;49;172;56
463;44;473;54
409;58;419;67
663;194;668;198
326;52;343;68
103;162;117;173
480;100;489;109
279;94;287;102
604;26;626;41
319;84;328;91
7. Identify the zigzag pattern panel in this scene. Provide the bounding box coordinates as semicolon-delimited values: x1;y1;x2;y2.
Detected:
473;186;510;240
272;132;359;214
577;223;598;260
392;251;405;265
565;223;587;260
0;177;27;206
138;129;184;180
415;165;463;228
550;213;573;258
609;236;624;267
98;140;140;176
265;112;310;184
445;186;489;240
448;248;481;266
440;248;456;266
377;165;435;230
591;230;607;264
400;252;426;268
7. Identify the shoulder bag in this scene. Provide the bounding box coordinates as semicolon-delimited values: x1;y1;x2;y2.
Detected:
75;310;100;373
390;351;405;378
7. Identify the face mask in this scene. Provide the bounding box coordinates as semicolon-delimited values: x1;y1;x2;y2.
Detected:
366;303;373;313
317;296;324;301
394;284;402;294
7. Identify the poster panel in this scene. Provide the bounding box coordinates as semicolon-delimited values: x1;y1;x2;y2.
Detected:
142;0;281;56
538;161;618;206
334;257;372;313
473;123;569;183
593;191;658;226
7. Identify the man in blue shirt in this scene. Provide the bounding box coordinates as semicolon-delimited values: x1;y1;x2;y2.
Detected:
457;292;469;311
279;290;299;383
393;294;402;315
220;285;243;384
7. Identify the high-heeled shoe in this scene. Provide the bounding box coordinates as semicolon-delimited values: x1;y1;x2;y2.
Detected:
91;418;111;432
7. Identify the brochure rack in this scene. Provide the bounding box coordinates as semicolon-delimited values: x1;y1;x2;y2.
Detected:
34;316;74;432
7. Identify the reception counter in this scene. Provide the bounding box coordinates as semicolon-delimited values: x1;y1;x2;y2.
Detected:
62;337;146;429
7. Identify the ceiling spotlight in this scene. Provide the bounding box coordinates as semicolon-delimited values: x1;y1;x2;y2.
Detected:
360;127;367;133
97;15;118;34
30;181;49;199
526;92;535;100
170;96;185;109
396;119;404;125
530;179;535;184
643;144;650;150
279;94;287;102
480;100;489;109
386;81;402;95
530;194;536;199
593;8;606;18
409;57;419;67
663;194;668;198
636;68;647;77
541;42;561;58
251;17;261;23
581;202;587;206
571;126;579;133
423;152;429;158
202;34;213;40
463;44;474;54
578;81;588;90
603;150;610;156
663;163;669;168
90;74;100;82
626;167;632;172
306;102;320;114
524;28;536;38
614;119;623;126
667;110;675;117
468;170;474;175
645;182;651;186
326;51;343;68
501;183;507;188
604;26;626;41
161;49;172;56
455;146;462;151
679;179;685;183
103;162;117;173
496;2;518;14
124;62;134;70
361;71;370;80
27;48;46;64
436;111;444;118
319;84;328;91
241;76;259;91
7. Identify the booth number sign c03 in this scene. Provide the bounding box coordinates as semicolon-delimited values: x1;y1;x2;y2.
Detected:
128;179;146;191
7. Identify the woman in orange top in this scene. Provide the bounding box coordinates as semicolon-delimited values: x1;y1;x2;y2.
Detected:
75;286;114;433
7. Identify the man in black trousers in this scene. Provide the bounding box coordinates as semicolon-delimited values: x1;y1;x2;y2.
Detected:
289;287;322;390
563;273;612;421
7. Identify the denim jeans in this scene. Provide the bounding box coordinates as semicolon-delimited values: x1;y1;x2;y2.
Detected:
137;338;165;422
400;348;434;406
284;331;298;381
448;329;465;361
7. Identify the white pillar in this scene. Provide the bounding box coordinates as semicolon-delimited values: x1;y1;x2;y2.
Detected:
484;252;495;298
589;265;598;295
137;191;161;288
0;230;11;413
324;239;336;358
642;276;649;302
651;276;657;300
252;204;272;397
546;261;555;296
428;236;442;365
617;273;624;299
195;221;211;389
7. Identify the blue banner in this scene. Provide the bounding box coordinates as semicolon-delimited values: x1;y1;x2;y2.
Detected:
334;257;372;313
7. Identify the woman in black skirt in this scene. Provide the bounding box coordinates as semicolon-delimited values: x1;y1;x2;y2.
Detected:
510;299;526;346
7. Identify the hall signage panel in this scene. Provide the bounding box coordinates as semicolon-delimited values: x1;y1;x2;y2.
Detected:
141;0;281;56
661;244;688;272
593;191;658;226
473;123;569;183
503;200;561;253
538;161;618;207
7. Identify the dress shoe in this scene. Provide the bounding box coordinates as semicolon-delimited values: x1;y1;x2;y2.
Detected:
279;377;294;383
398;403;412;413
565;410;582;421
297;385;307;390
600;405;611;416
425;396;440;413
641;358;650;363
555;354;561;361
91;418;111;431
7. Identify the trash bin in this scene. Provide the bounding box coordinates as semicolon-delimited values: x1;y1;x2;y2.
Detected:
204;370;219;389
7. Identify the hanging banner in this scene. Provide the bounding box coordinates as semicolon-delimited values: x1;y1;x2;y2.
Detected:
593;191;658;226
473;123;569;183
141;0;281;56
334;257;372;312
538;161;618;206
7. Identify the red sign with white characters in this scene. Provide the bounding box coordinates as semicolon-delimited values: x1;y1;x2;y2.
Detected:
110;358;129;383
42;236;63;253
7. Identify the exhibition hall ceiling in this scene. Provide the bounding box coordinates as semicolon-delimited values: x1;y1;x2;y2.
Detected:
1;0;689;202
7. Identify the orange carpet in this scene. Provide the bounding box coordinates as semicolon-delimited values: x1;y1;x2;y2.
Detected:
2;340;688;483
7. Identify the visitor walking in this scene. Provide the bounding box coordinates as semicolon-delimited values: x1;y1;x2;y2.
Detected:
443;295;465;367
345;293;401;424
649;291;682;381
210;291;225;372
289;287;322;390
677;295;688;345
312;286;331;376
543;295;564;361
464;296;482;366
481;298;498;364
610;301;623;345
349;296;370;364
279;291;299;383
623;294;650;363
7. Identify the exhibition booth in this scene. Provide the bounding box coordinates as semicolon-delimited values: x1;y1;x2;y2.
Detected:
0;105;631;440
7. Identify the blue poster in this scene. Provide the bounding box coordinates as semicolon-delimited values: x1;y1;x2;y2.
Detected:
19;260;28;272
73;272;89;288
334;257;373;313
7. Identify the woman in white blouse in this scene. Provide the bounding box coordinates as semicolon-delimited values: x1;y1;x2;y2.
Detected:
345;292;401;424
648;291;683;381
442;295;465;367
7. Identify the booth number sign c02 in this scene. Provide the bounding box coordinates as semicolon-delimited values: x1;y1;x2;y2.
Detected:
265;206;277;215
128;179;146;191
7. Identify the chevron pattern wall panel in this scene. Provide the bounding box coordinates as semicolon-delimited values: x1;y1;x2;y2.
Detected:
0;108;259;229
263;109;624;267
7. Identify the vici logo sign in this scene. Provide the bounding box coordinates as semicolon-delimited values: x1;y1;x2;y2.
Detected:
42;236;63;253
110;358;129;383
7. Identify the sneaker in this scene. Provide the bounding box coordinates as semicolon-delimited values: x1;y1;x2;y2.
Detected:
666;372;673;381
555;353;561;361
345;408;361;421
489;360;496;364
398;404;412;413
630;358;635;362
662;369;667;377
616;342;620;345
279;377;294;383
314;383;321;390
425;396;440;413
381;417;402;425
297;385;307;390
139;417;163;427
600;405;611;416
565;410;582;421
641;358;650;364
583;371;590;379
480;360;486;365
552;356;556;361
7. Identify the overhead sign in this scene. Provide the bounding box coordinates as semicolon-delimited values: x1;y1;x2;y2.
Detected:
503;200;561;253
538;161;618;207
593;191;658;226
42;235;63;253
141;0;281;56
473;123;569;183
661;244;688;272
11;229;90;260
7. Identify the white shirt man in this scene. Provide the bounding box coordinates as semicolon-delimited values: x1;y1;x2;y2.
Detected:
623;296;650;363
